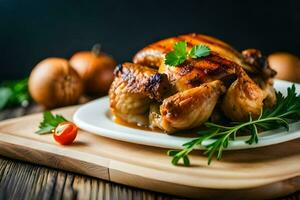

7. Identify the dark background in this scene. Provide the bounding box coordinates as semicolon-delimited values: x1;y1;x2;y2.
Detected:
0;0;299;81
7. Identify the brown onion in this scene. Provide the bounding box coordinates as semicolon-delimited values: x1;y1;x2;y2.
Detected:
29;58;83;108
268;52;300;83
69;44;116;96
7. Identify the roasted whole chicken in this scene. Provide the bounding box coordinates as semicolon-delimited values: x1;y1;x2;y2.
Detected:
109;33;277;133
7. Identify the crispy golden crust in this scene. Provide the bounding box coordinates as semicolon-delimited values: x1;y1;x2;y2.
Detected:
133;33;244;68
150;80;226;133
242;48;277;79
113;62;171;101
221;68;265;121
109;82;151;125
133;33;259;93
109;34;277;133
162;80;226;131
159;53;238;92
109;63;171;125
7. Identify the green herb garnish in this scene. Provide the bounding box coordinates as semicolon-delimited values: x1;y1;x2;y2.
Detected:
36;111;68;134
165;41;211;66
189;45;211;59
0;78;30;111
168;84;300;165
165;41;188;66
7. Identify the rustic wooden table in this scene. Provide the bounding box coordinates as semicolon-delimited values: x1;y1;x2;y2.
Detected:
0;104;299;200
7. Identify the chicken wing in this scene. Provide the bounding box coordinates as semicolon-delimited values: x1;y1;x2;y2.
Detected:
150;80;225;133
109;63;170;125
242;49;277;79
221;68;265;121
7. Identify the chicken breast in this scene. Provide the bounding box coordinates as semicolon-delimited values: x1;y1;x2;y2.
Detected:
158;53;238;92
133;33;255;73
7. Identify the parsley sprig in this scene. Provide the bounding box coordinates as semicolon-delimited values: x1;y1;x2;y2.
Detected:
36;111;68;134
168;85;300;165
165;41;211;66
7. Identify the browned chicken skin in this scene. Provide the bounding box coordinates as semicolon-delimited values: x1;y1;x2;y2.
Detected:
109;33;277;133
150;80;225;132
221;68;265;121
158;53;238;92
109;63;170;125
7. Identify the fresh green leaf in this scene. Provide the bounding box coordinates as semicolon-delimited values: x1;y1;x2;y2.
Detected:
165;52;185;66
165;41;211;67
168;84;300;166
165;41;187;66
189;45;211;59
36;111;68;134
35;126;55;135
173;41;187;56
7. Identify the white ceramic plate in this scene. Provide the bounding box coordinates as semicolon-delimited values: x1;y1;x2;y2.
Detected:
73;80;300;150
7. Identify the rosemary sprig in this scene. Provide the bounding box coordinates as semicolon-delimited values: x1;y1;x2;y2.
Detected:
168;84;300;165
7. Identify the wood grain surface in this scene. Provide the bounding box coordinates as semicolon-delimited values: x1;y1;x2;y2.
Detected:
0;105;299;199
0;105;181;200
0;157;179;200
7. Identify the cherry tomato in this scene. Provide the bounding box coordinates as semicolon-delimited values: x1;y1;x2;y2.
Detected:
54;122;78;145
